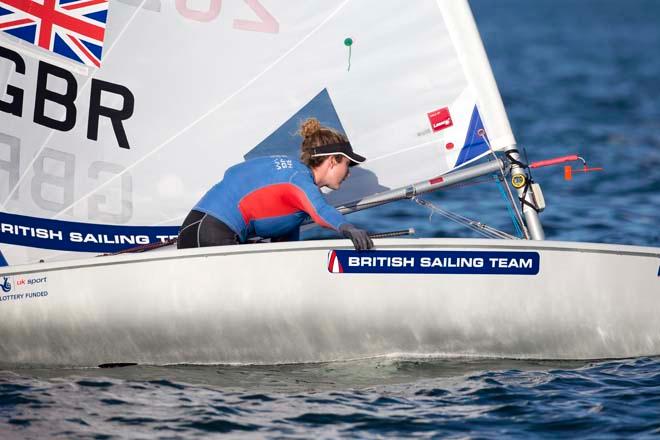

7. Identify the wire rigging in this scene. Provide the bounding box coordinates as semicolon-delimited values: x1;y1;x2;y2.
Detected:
412;197;518;240
481;132;529;238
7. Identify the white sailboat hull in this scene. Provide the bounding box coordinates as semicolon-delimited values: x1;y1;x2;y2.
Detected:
0;238;658;366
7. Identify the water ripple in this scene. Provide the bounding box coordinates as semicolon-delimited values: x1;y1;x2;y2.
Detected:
0;357;659;438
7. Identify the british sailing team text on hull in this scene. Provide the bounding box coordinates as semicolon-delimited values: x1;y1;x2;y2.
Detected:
344;255;536;269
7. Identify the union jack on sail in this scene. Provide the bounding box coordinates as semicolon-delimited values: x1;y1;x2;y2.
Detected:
0;0;109;67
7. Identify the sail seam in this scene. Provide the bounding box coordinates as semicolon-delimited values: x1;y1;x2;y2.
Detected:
48;0;353;220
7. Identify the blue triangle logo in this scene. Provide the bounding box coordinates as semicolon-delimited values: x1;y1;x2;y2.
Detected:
454;106;489;168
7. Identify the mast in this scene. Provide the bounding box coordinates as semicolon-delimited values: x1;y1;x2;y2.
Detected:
503;146;545;240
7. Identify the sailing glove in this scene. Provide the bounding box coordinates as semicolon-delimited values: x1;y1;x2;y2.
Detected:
339;224;374;251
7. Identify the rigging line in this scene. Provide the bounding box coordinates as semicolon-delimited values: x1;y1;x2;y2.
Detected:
501;174;528;238
494;175;524;238
483;135;527;237
0;0;150;211
365;136;504;165
521;143;534;180
365;138;445;163
334;133;491;166
413;197;517;240
49;0;353;220
415;197;516;240
144;205;181;225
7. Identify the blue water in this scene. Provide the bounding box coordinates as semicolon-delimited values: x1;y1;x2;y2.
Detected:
2;0;660;438
2;357;660;438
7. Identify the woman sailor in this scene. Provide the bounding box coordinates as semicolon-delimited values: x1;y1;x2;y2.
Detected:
177;118;373;251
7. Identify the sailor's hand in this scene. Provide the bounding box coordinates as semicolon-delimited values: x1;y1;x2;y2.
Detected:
339;224;374;251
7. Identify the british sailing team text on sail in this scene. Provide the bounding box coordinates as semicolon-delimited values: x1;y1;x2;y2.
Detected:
0;223;172;245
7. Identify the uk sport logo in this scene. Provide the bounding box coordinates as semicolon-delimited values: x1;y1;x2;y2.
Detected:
1;276;11;293
0;0;109;67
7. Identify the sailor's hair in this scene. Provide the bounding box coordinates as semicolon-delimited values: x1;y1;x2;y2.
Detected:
299;118;348;168
300;118;322;138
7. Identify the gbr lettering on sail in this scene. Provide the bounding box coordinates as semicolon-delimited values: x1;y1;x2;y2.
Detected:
0;0;280;151
0;45;134;149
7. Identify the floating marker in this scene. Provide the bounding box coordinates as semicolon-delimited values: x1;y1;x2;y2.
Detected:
344;37;353;71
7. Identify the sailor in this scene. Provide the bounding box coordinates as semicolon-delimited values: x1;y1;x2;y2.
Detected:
177;118;373;251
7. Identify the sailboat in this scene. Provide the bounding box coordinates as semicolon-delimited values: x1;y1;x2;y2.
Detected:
0;0;658;366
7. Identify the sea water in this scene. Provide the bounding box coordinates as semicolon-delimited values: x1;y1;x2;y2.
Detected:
2;357;659;438
2;0;660;438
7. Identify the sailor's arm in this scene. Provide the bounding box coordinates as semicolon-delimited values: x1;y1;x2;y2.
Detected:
288;175;373;250
286;181;346;231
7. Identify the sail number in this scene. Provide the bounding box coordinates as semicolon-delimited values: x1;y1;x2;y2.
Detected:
118;0;279;33
0;132;133;223
0;46;134;150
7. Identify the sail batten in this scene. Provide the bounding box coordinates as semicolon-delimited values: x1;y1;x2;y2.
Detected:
0;0;516;265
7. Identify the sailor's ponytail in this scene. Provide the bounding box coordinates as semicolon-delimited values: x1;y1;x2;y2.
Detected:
300;118;321;139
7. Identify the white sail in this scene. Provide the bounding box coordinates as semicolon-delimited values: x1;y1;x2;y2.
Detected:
0;0;515;265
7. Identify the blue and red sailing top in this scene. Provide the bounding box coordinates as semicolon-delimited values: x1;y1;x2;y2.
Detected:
193;156;348;242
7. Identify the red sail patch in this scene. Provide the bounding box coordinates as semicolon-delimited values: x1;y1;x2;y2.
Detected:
427;107;453;132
